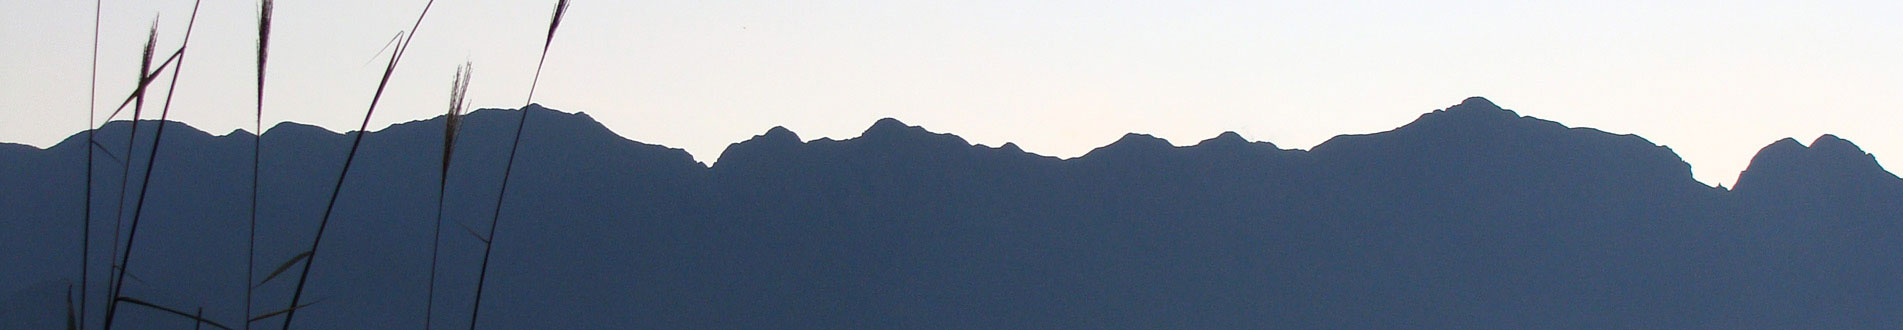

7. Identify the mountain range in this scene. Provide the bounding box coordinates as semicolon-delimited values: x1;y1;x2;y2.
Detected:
3;97;1900;329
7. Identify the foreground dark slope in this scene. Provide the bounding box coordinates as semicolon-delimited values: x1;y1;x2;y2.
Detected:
3;98;1899;329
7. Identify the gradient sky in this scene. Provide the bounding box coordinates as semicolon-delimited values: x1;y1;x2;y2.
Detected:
4;0;1899;186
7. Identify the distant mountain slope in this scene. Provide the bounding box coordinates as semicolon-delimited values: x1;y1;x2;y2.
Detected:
2;99;1897;329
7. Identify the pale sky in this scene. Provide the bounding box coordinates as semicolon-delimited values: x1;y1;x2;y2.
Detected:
4;0;1899;186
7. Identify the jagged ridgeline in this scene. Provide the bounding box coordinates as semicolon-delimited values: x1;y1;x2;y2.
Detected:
3;98;1899;329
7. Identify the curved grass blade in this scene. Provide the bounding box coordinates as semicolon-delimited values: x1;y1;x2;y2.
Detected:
280;1;439;328
247;2;273;329
103;2;203;329
104;25;161;321
113;296;233;330
471;2;569;329
253;250;310;289
250;299;319;323
67;285;78;330
426;61;473;330
81;1;102;327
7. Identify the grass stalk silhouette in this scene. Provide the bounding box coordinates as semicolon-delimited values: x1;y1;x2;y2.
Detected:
66;285;77;330
102;26;159;322
113;297;232;330
97;29;190;299
276;1;437;328
469;1;568;329
79;0;101;328
101;49;182;123
92;28;188;328
246;1;272;330
103;1;203;328
98;20;161;330
425;62;473;330
76;16;238;329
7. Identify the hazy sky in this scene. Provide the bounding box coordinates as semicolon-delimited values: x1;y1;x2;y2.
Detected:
4;0;1899;186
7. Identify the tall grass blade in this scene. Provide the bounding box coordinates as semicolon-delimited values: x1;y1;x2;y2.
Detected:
523;0;569;103
279;2;437;329
250;300;318;323
102;50;182;122
80;1;102;328
472;2;569;329
67;285;78;330
459;221;488;244
247;2;273;330
103;2;202;329
104;25;159;318
109;266;150;286
100;19;160;330
95;35;183;323
112;297;234;330
363;32;404;67
425;62;472;330
253;250;310;289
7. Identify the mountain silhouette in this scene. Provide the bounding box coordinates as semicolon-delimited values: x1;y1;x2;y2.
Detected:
2;98;1898;329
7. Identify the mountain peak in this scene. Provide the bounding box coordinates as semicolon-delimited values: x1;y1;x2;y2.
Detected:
851;117;971;148
1079;133;1173;160
1734;134;1898;194
1810;134;1864;156
1194;131;1265;149
1770;137;1804;147
1316;97;1540;152
1207;131;1246;143
762;126;801;143
859;117;936;142
1435;96;1519;121
1457;96;1499;109
1310;97;1700;194
1110;133;1172;149
862;118;914;137
1756;138;1808;158
715;126;806;166
736;125;803;148
470;105;621;142
1757;135;1879;164
999;142;1025;153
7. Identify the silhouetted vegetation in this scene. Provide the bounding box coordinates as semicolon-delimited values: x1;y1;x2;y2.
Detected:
37;1;583;329
103;2;207;328
425;61;472;330
467;2;569;329
246;1;272;329
77;1;102;328
277;1;439;328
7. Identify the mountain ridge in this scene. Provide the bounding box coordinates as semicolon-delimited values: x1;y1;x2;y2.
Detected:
14;97;1878;184
4;97;1900;329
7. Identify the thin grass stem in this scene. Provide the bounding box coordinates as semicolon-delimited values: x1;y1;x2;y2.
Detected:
79;1;102;329
113;297;234;330
102;1;202;329
470;2;568;329
246;2;272;330
104;22;158;308
99;20;160;330
425;62;472;330
279;2;437;328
